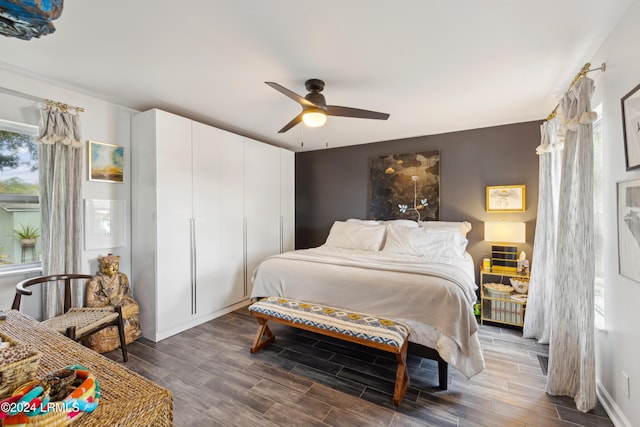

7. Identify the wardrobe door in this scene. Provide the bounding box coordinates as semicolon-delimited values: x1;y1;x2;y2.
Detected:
154;111;193;333
280;148;295;253
218;131;245;306
244;138;281;297
191;122;222;316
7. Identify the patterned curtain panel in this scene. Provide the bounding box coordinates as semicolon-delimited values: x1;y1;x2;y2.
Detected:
36;106;83;319
548;77;596;412
523;119;562;344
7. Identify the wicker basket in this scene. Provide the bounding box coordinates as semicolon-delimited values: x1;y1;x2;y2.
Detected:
0;332;42;399
2;366;99;426
483;282;514;298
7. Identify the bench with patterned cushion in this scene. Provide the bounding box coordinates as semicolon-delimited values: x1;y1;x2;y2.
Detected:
248;296;411;406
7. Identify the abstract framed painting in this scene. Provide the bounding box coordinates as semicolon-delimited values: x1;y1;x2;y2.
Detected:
88;140;124;183
369;150;440;221
618;177;640;283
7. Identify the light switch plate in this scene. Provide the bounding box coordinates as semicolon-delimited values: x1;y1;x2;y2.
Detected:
622;371;630;398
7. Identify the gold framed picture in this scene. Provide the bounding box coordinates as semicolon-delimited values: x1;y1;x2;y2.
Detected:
486;185;526;212
88;140;124;183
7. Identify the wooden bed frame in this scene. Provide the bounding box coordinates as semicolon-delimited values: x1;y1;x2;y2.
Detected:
408;342;448;390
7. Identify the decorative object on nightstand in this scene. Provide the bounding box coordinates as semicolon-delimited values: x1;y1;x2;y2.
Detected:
516;250;530;275
484;221;526;272
510;277;530;294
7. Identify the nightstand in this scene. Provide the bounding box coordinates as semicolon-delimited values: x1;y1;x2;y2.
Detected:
480;268;530;327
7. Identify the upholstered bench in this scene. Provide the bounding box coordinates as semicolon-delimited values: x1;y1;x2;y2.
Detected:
248;296;411;406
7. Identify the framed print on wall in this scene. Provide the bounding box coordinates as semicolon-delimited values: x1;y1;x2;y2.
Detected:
369;150;440;221
486;185;526;212
88;140;124;183
84;199;126;250
621;82;640;171
618;178;640;283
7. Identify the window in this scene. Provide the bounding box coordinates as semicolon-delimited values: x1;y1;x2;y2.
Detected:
0;119;40;270
593;104;604;317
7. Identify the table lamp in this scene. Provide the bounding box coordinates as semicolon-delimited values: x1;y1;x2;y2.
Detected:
484;221;526;272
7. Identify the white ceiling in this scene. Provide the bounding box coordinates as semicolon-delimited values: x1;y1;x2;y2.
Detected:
0;1;632;152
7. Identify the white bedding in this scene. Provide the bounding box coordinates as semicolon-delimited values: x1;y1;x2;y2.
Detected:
251;245;485;378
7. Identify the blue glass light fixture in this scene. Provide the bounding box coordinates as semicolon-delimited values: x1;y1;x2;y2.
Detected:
0;0;64;40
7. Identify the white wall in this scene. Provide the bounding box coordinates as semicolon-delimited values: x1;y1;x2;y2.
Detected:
589;1;640;425
0;67;136;313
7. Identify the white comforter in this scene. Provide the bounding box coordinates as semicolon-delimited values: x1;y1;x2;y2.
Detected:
251;246;485;378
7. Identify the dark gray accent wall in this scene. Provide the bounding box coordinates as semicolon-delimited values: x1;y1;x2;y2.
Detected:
295;120;541;281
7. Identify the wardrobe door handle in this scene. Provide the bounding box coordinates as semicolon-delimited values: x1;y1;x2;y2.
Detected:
280;215;284;253
243;217;248;297
190;218;197;315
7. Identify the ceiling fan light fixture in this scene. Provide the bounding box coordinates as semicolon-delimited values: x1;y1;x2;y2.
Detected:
266;80;388;133
302;110;327;127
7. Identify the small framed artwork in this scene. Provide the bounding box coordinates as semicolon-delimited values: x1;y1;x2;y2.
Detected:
84;199;126;250
617;178;640;283
486;185;526;212
621;82;640;171
88;140;124;183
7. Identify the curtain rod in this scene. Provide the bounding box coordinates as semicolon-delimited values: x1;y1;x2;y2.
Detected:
546;62;605;121
0;86;85;113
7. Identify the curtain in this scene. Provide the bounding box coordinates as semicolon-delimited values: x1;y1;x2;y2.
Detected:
36;106;84;319
547;77;597;412
523;119;562;343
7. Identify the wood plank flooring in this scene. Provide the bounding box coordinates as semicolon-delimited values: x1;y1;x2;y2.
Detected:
105;308;614;426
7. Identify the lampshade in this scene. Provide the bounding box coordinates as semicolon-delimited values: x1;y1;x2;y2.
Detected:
302;109;327;127
484;221;526;243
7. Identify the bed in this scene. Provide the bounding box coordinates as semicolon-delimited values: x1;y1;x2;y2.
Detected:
250;219;485;379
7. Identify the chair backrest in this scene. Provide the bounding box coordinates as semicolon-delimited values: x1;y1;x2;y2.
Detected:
12;274;94;313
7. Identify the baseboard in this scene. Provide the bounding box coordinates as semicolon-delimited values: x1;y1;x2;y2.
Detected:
146;299;251;342
597;381;632;427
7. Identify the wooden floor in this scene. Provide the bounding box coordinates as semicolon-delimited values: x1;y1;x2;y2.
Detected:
105;308;614;426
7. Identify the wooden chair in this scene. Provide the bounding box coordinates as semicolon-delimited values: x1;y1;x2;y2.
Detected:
11;274;128;362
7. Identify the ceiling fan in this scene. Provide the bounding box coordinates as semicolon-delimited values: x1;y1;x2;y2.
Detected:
265;79;390;133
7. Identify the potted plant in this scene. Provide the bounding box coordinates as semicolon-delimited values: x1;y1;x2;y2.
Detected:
12;224;40;246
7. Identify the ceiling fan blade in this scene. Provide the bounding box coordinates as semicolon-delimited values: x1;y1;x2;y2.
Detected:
326;105;390;120
278;113;304;133
266;82;317;108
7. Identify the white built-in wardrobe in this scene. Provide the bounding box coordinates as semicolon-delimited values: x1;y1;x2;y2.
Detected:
131;108;294;341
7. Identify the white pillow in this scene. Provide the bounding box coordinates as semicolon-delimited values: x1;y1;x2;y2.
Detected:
383;219;419;228
346;218;382;226
325;221;387;251
382;225;468;258
419;220;472;236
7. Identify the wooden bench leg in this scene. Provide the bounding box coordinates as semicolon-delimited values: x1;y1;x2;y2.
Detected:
393;340;410;406
438;359;448;390
250;317;275;353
